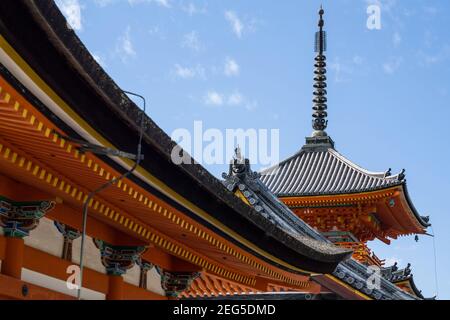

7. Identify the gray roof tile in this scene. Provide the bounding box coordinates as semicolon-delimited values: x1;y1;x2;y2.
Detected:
261;147;403;196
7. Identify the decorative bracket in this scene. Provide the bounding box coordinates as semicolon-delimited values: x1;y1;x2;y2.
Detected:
0;196;55;238
94;239;147;276
156;266;201;298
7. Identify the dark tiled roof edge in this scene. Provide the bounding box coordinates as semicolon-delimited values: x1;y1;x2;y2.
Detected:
3;0;352;271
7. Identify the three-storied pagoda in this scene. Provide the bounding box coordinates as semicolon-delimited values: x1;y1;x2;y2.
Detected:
259;7;431;297
185;7;432;301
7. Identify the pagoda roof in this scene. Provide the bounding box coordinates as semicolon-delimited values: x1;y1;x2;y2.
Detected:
260;136;430;229
261;137;404;197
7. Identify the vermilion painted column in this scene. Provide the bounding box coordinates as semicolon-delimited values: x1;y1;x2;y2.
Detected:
1;237;24;279
106;275;124;300
0;198;54;280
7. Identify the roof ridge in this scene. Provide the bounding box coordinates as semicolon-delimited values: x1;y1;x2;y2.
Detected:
328;148;399;180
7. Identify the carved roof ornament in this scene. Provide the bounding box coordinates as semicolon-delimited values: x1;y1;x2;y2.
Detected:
229;146;250;176
222;146;260;187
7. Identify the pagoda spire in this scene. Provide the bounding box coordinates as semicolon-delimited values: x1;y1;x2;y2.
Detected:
311;5;328;137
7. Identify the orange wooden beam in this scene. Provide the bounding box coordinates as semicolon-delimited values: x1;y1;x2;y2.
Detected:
0;236;4;259
122;282;167;300
1;237;24;279
0;273;74;300
0;174;198;273
23;244;108;293
0;235;166;299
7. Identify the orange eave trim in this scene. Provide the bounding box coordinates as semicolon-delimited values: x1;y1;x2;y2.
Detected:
0;75;312;289
280;186;426;235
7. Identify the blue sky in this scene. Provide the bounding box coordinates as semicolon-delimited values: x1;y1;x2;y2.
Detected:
55;0;449;299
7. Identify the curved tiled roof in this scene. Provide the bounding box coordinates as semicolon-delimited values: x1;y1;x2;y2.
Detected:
259;136;430;228
222;154;418;300
260;146;403;197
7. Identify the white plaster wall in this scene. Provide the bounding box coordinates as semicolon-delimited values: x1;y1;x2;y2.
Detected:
2;219;165;297
147;267;165;296
72;236;106;274
123;264;166;297
21;268;105;300
123;263;140;286
24;217;64;258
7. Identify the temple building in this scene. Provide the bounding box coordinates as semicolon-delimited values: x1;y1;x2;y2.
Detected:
259;7;432;298
0;2;431;300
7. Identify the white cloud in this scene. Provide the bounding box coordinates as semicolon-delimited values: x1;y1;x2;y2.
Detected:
148;26;166;40
329;55;370;82
204;90;257;110
128;0;171;8
174;65;195;78
384;257;402;267
116;26;136;62
243;99;258;111
56;0;82;31
173;64;206;79
204;91;224;106
181;31;203;52
365;0;401;26
225;11;244;38
393;32;402;47
421;54;439;65
383;56;402;74
329;58;353;83
228;92;243;106
365;0;397;14
417;45;450;66
94;0;115;7
224;58;240;77
328;60;342;81
182;2;207;16
153;0;171;8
